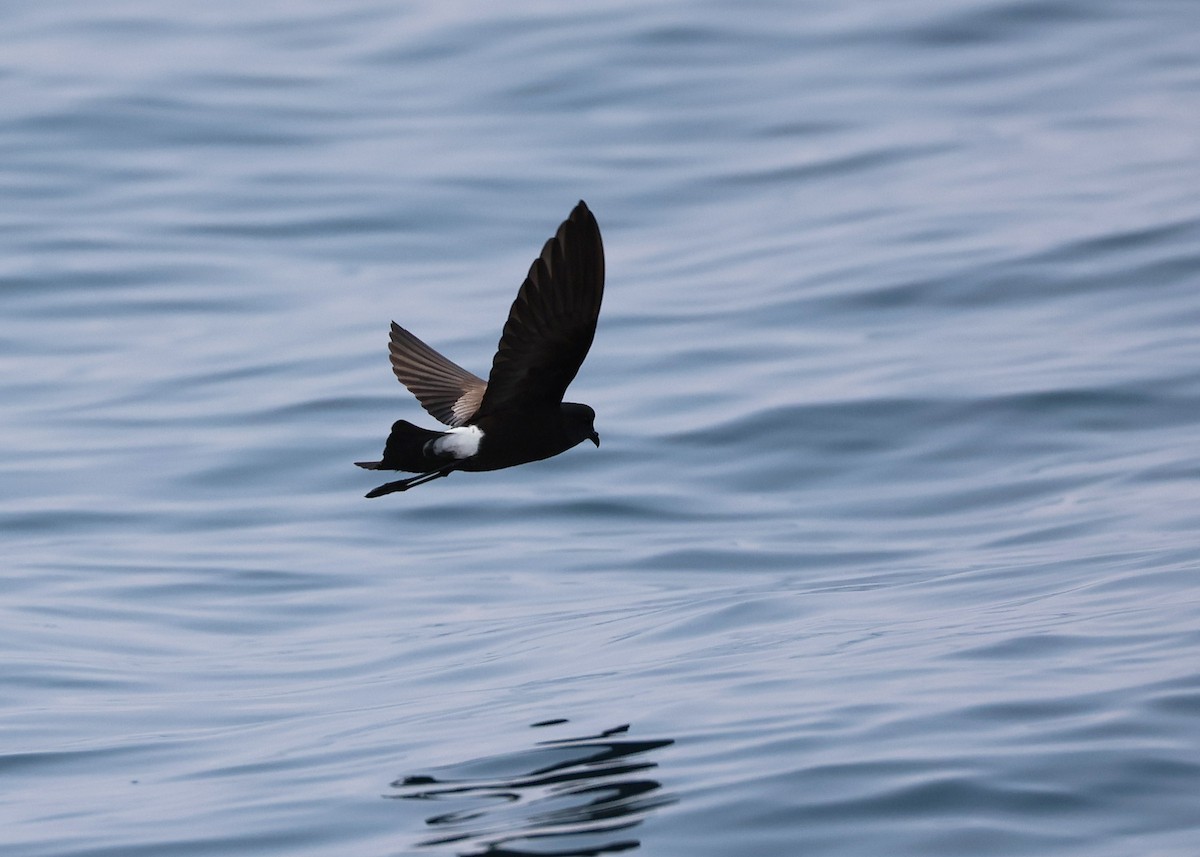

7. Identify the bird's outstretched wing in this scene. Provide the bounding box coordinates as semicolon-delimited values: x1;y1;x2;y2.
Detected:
387;322;486;427
476;200;604;416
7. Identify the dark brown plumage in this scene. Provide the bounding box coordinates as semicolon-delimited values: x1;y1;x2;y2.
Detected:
356;201;604;497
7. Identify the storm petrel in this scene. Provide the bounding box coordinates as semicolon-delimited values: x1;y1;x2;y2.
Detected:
356;200;604;497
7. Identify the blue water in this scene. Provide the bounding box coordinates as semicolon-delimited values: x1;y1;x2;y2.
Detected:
4;1;1200;855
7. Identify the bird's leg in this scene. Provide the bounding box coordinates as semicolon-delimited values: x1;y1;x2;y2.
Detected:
364;466;455;498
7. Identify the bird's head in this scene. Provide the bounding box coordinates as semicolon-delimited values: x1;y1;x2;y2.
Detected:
562;402;600;448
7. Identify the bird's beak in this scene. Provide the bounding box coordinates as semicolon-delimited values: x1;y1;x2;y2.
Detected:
590;431;600;448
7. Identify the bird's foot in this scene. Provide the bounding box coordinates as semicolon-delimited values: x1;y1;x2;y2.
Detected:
364;466;455;498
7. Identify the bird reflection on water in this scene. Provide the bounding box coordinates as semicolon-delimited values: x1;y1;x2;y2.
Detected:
389;722;675;856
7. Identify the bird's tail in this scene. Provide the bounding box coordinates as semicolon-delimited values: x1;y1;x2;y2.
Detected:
355;420;448;472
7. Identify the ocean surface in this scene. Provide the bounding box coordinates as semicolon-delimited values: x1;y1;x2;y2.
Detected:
3;1;1200;855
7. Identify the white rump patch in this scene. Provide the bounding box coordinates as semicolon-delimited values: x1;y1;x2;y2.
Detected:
429;425;483;459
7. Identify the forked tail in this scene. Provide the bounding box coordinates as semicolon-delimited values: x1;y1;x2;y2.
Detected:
356;420;461;497
355;420;449;472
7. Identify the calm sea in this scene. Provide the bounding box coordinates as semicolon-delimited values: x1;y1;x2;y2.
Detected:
3;1;1199;855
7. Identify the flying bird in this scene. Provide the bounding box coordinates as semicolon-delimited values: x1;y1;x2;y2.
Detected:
357;201;604;497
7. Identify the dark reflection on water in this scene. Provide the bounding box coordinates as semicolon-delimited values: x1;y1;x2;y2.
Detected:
389;723;675;856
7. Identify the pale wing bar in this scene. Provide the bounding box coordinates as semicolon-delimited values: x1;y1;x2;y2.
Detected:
388;322;486;427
